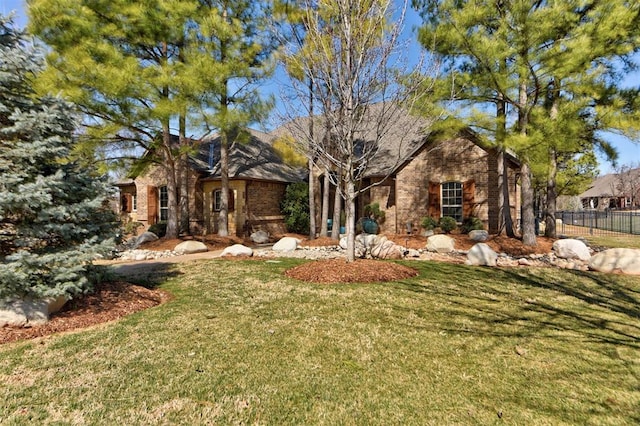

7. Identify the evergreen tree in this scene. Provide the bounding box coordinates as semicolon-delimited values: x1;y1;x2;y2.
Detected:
0;17;118;300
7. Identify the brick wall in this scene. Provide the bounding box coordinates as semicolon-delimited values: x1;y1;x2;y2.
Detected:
370;137;519;234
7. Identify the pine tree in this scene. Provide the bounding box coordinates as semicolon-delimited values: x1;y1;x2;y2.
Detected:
0;17;118;300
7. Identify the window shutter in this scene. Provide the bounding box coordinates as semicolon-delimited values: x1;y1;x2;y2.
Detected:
124;193;133;213
463;179;475;218
147;185;158;225
228;188;235;211
428;181;441;219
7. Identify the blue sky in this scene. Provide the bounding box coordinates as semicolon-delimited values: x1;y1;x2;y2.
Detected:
3;0;638;174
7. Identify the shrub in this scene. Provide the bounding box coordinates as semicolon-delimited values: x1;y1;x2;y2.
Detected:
363;202;386;223
461;216;484;233
439;216;457;233
123;221;144;236
148;222;167;238
280;182;310;235
421;216;438;230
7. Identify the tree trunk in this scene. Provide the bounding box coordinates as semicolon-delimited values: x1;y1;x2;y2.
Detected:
308;160;316;239
331;174;342;240
162;126;179;239
320;171;330;236
545;148;558;238
345;178;356;263
544;78;560;238
518;79;536;246
218;131;230;237
179;112;190;235
496;93;515;237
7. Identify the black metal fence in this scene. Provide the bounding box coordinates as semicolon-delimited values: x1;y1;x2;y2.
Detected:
555;210;640;236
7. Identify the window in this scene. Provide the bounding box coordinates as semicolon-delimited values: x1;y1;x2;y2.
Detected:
159;186;168;222
441;181;463;222
213;189;235;212
132;194;137;211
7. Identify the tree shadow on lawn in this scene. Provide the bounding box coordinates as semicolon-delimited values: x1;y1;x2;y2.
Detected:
108;261;184;288
394;262;640;350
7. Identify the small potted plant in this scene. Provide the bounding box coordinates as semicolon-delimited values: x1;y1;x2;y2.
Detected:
361;202;385;234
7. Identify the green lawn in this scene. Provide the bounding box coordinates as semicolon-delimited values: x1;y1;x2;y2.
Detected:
1;259;639;425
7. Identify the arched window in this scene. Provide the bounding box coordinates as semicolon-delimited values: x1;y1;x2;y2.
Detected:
441;181;463;222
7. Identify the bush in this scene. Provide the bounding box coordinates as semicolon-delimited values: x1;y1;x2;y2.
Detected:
421;216;438;230
363;202;386;223
148;222;167;238
461;216;484;233
280;182;310;235
439;216;457;234
123;221;144;236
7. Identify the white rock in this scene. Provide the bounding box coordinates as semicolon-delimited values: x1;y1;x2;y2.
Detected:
221;244;254;257
250;230;270;244
0;296;67;327
407;249;421;258
469;230;489;242
426;235;455;253
518;258;532;266
272;237;300;252
589;248;640;275
174;240;208;255
552;239;591;261
466;243;498;266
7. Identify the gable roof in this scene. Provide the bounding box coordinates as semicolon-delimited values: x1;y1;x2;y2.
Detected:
191;128;306;183
274;103;518;179
580;169;640;198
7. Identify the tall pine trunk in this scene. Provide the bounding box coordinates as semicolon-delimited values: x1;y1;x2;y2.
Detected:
179;112;190;236
218;130;230;237
497;93;515;237
331;174;342;240
162;126;179;239
545;78;560;238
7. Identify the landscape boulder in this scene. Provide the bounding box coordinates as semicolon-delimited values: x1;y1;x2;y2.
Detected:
272;237;300;252
469;230;489;242
221;244;253;257
0;295;67;327
174;240;208;255
588;248;640;275
466;243;498;266
250;230;270;244
426;235;455;253
552;239;591;261
372;240;404;260
339;236;366;258
133;231;159;248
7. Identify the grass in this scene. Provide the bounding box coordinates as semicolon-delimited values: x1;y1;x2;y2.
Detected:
583;234;640;250
1;259;639;425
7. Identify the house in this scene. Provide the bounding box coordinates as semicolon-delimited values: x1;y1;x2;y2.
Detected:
277;108;521;235
116;129;306;236
579;168;640;210
356;129;520;234
117;114;521;237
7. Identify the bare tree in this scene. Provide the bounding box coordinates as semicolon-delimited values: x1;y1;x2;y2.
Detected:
276;0;438;261
615;163;640;209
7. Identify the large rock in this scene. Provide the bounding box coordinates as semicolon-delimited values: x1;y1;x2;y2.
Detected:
0;296;67;327
174;240;208;255
372;240;404;259
339;236;366;258
589;248;640;275
466;243;498;266
133;231;159;248
250;230;270;244
272;237;300;252
552;239;591;261
469;230;489;242
221;244;253;257
426;235;455;253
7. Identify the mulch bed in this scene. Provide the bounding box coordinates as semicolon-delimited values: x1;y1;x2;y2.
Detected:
0;282;171;345
285;258;419;283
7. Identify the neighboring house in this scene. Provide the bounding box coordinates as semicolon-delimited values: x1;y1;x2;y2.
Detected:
579;169;640;210
116;129;306;236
